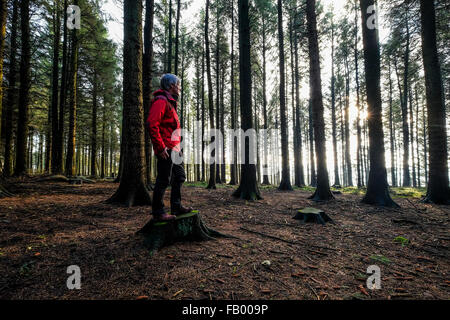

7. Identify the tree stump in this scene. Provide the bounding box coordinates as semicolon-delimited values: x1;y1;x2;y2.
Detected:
137;211;229;254
293;207;333;225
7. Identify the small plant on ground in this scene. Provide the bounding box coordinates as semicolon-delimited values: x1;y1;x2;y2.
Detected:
393;236;409;246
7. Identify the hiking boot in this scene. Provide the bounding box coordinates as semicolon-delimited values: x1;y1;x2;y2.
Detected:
171;206;194;216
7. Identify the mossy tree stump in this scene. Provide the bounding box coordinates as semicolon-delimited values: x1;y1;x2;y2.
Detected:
137;210;229;254
293;207;333;225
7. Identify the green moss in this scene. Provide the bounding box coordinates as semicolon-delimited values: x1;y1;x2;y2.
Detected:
390;187;426;199
299;186;316;193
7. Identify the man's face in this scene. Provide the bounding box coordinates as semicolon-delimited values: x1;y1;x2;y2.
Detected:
170;82;181;97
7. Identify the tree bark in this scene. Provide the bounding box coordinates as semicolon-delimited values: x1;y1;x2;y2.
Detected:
277;0;292;191
143;0;154;186
66;1;79;177
419;0;450;204
174;0;181;75
205;0;216;189
229;0;237;185
52;0;68;175
3;0;19;177
354;0;363;187
331;17;340;187
91;71;98;177
293;5;305;187
344;55;353;186
232;0;261;200
360;0;398;207
215;3;222;184
14;0;31;176
388;60;397;187
306;0;333;201
401;12;411;187
167;0;173;73
107;0;152;207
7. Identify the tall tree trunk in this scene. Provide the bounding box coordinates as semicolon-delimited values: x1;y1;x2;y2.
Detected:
167;0;173;73
205;0;216;189
0;0;5;147
308;100;316;186
229;0;237;185
422;95;428;185
143;0;154;186
419;0;450;204
201;41;206;182
277;0;292;191
220;63;226;182
232;0;261;200
14;0;31;176
409;88;416;187
66;2;79;177
174;0;180;75
344;56;353;186
50;0;61;175
414;86;421;188
101;98;106;179
215;4;222;184
0;0;7;192
91;71;98;177
260;11;269;185
107;0;152;207
354;0;363;188
3;0;19;177
195;52;201;181
401;13;411;187
289;10;301;188
306;0;332;201
52;0;68;175
360;0;397;207
388;60;397;186
294;7;305;187
330;17;340;187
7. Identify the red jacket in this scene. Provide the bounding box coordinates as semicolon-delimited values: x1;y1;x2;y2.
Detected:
146;89;181;155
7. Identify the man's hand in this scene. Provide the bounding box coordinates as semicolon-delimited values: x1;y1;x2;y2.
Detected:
159;147;169;160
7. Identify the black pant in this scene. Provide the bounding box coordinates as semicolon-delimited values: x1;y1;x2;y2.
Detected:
152;149;186;215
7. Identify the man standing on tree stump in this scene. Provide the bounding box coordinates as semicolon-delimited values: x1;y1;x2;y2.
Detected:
147;74;193;221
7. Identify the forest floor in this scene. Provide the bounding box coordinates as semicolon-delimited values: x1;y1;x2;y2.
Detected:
0;177;449;300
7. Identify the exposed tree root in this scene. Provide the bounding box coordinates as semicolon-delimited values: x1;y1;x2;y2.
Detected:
362;193;399;208
308;188;334;202
106;183;152;207
232;186;262;200
137;211;231;254
278;180;293;191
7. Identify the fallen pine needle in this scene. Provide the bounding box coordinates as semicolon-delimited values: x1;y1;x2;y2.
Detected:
172;289;183;298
